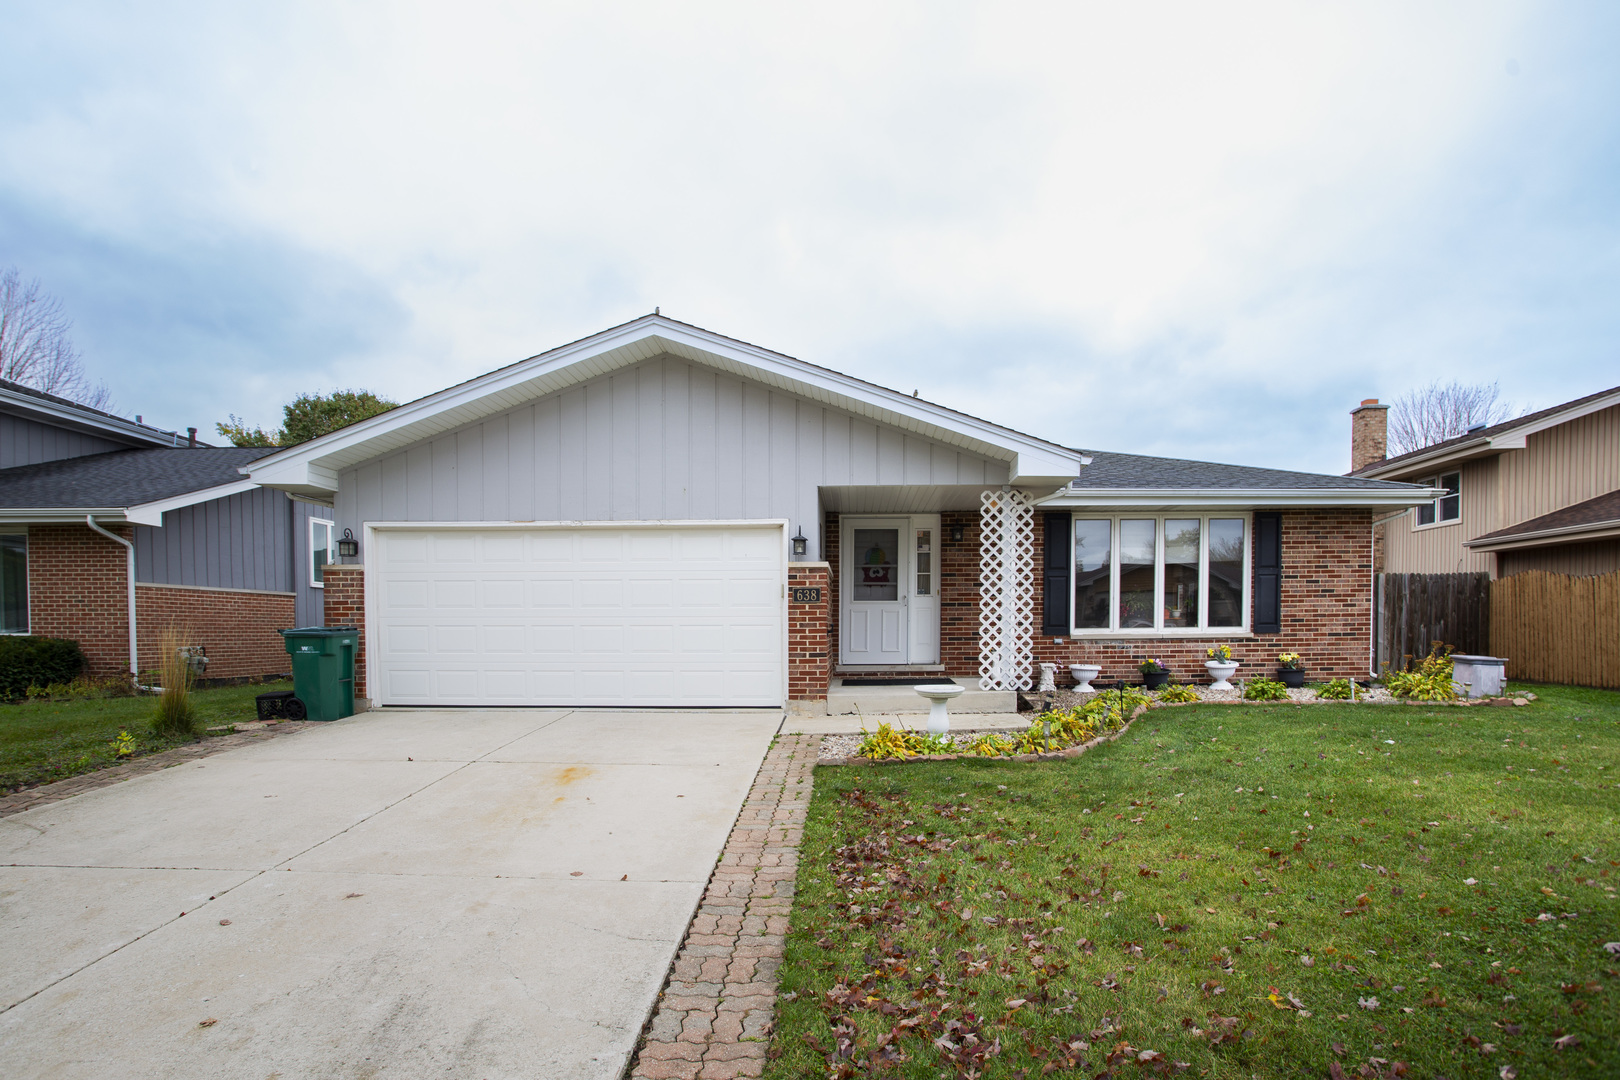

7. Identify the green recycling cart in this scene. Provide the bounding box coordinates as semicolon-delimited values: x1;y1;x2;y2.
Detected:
278;626;358;721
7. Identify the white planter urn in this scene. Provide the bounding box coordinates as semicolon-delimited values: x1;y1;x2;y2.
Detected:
1205;660;1240;691
1068;664;1102;693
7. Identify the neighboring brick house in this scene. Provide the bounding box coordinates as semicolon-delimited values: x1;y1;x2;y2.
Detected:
1348;385;1620;579
233;314;1432;709
0;379;329;682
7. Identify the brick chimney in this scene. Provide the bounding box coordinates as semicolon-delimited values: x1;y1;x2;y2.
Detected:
1350;399;1388;472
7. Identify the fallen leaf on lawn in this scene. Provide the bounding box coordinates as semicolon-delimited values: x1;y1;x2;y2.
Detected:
1465;878;1478;885
1553;1033;1580;1050
1331;1041;1346;1056
1603;942;1620;955
1358;997;1379;1010
960;908;975;921
1206;907;1216;914
1300;955;1314;967
1480;1043;1497;1055
1500;1066;1517;1080
1005;998;1028;1009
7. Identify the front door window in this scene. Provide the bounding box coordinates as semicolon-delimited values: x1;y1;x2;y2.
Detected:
852;529;899;602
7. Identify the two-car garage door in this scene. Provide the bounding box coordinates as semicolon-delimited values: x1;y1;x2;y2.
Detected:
370;523;786;707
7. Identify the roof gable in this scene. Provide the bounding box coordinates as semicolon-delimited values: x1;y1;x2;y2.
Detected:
242;315;1082;498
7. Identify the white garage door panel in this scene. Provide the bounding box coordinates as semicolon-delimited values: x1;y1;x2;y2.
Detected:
372;525;785;707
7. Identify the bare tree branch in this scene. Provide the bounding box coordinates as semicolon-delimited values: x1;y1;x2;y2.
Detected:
0;266;113;411
1387;379;1518;456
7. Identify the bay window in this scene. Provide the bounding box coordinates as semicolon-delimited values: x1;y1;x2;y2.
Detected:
1071;515;1249;634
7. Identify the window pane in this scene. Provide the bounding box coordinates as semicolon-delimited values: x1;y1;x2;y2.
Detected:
1119;519;1156;628
1439;472;1461;521
1416;502;1435;526
312;523;331;585
1163;519;1199;628
852;528;899;602
0;535;26;634
1072;520;1112;629
1208;518;1245;627
915;531;931;595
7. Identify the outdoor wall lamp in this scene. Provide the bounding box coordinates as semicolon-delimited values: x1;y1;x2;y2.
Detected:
949;524;965;542
790;527;808;559
337;528;359;559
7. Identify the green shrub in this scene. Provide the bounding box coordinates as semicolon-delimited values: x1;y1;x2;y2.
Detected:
856;721;914;760
1385;645;1458;702
1318;678;1354;700
1243;677;1290;701
0;636;87;699
1159;682;1199;703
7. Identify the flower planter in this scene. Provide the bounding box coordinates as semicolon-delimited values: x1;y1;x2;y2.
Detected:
1142;670;1170;690
1277;668;1305;688
1205;660;1240;690
1068;664;1102;693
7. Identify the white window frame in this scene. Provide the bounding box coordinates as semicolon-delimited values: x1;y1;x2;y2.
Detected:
1069;514;1251;636
310;517;335;589
0;532;27;635
1412;471;1462;530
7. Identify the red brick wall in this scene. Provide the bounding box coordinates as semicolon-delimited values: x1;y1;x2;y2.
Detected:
1028;508;1374;684
787;562;830;700
135;585;293;679
322;564;366;699
26;523;295;680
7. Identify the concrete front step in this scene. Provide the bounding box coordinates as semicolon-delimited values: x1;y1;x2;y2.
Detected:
826;677;1016;716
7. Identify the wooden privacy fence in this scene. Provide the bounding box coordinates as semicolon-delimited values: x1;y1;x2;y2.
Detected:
1491;570;1620;689
1374;573;1491;671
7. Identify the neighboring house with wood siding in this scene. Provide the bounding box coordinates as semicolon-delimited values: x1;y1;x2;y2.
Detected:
0;379;328;681
1348;385;1620;578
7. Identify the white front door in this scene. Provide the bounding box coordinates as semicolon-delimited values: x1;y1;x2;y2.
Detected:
841;518;908;665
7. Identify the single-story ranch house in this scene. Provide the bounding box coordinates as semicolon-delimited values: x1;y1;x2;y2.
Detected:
231;315;1434;709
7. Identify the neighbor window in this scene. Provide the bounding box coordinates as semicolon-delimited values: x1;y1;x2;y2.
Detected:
1414;472;1461;527
310;518;335;588
0;534;26;634
1071;516;1248;633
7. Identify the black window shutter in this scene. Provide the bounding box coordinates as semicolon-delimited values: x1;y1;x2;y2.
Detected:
1253;512;1282;634
1042;512;1072;636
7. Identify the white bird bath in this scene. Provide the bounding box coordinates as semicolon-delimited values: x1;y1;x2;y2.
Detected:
1068;664;1102;693
914;683;966;734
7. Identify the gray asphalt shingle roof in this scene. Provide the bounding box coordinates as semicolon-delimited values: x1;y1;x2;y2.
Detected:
0;447;277;508
1067;450;1425;491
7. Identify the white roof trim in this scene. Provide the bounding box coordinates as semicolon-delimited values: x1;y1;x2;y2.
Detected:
1358;387;1620;479
1038;486;1445;509
1464;519;1620;552
0;384;179;448
125;478;263;526
242;315;1083;496
0;507;130;525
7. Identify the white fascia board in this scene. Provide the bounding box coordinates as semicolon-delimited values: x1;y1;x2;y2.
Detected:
0;386;175;447
1036;487;1445;509
240;458;340;498
1464;520;1620;552
124;478;263;526
241;316;1082;483
0;507;130;525
1358;388;1620;479
1010;447;1087;488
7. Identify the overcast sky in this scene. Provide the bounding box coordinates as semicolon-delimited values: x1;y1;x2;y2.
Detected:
2;3;1616;474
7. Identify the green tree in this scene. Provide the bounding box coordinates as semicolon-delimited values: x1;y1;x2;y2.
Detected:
216;389;398;448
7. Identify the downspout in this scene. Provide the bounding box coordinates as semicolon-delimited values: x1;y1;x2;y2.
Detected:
86;516;138;680
1367;510;1407;681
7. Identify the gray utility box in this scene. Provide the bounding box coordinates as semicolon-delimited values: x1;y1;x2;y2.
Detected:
1451;654;1507;698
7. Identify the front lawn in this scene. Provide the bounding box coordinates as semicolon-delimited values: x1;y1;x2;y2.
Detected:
771;684;1620;1078
0;680;292;794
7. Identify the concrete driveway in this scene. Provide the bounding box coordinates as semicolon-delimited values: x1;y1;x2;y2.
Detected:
0;708;781;1079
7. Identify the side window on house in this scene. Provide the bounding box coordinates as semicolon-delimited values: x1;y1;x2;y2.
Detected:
1071;516;1248;633
310;518;335;588
0;534;26;634
1415;472;1461;527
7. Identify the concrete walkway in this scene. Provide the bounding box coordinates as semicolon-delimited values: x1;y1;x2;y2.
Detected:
0;708;781;1080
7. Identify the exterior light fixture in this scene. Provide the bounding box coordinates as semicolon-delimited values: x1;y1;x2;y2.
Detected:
337;528;359;559
949;524;965;542
791;527;808;559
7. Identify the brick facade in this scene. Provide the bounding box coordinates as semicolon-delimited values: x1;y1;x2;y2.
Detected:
25;523;295;681
823;507;1373;687
321;564;367;700
786;562;830;700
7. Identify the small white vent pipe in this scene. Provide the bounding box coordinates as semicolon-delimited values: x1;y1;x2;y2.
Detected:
86;516;138;678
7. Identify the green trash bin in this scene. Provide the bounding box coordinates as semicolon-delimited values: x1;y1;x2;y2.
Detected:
278;626;358;721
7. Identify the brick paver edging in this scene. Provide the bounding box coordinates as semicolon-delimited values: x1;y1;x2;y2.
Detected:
0;721;320;817
627;733;819;1080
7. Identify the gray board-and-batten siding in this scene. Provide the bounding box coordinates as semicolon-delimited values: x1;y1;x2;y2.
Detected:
332;354;1010;559
132;487;328;626
0;411;132;470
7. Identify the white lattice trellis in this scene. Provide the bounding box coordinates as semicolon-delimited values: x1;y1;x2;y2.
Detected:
978;486;1036;691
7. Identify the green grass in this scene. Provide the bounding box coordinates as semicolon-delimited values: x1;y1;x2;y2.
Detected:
0;680;292;794
770;683;1620;1078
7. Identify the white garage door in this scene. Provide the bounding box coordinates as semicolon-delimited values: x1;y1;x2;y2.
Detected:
371;523;786;707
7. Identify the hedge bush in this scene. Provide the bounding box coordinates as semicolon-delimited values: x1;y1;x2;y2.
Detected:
0;636;88;698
